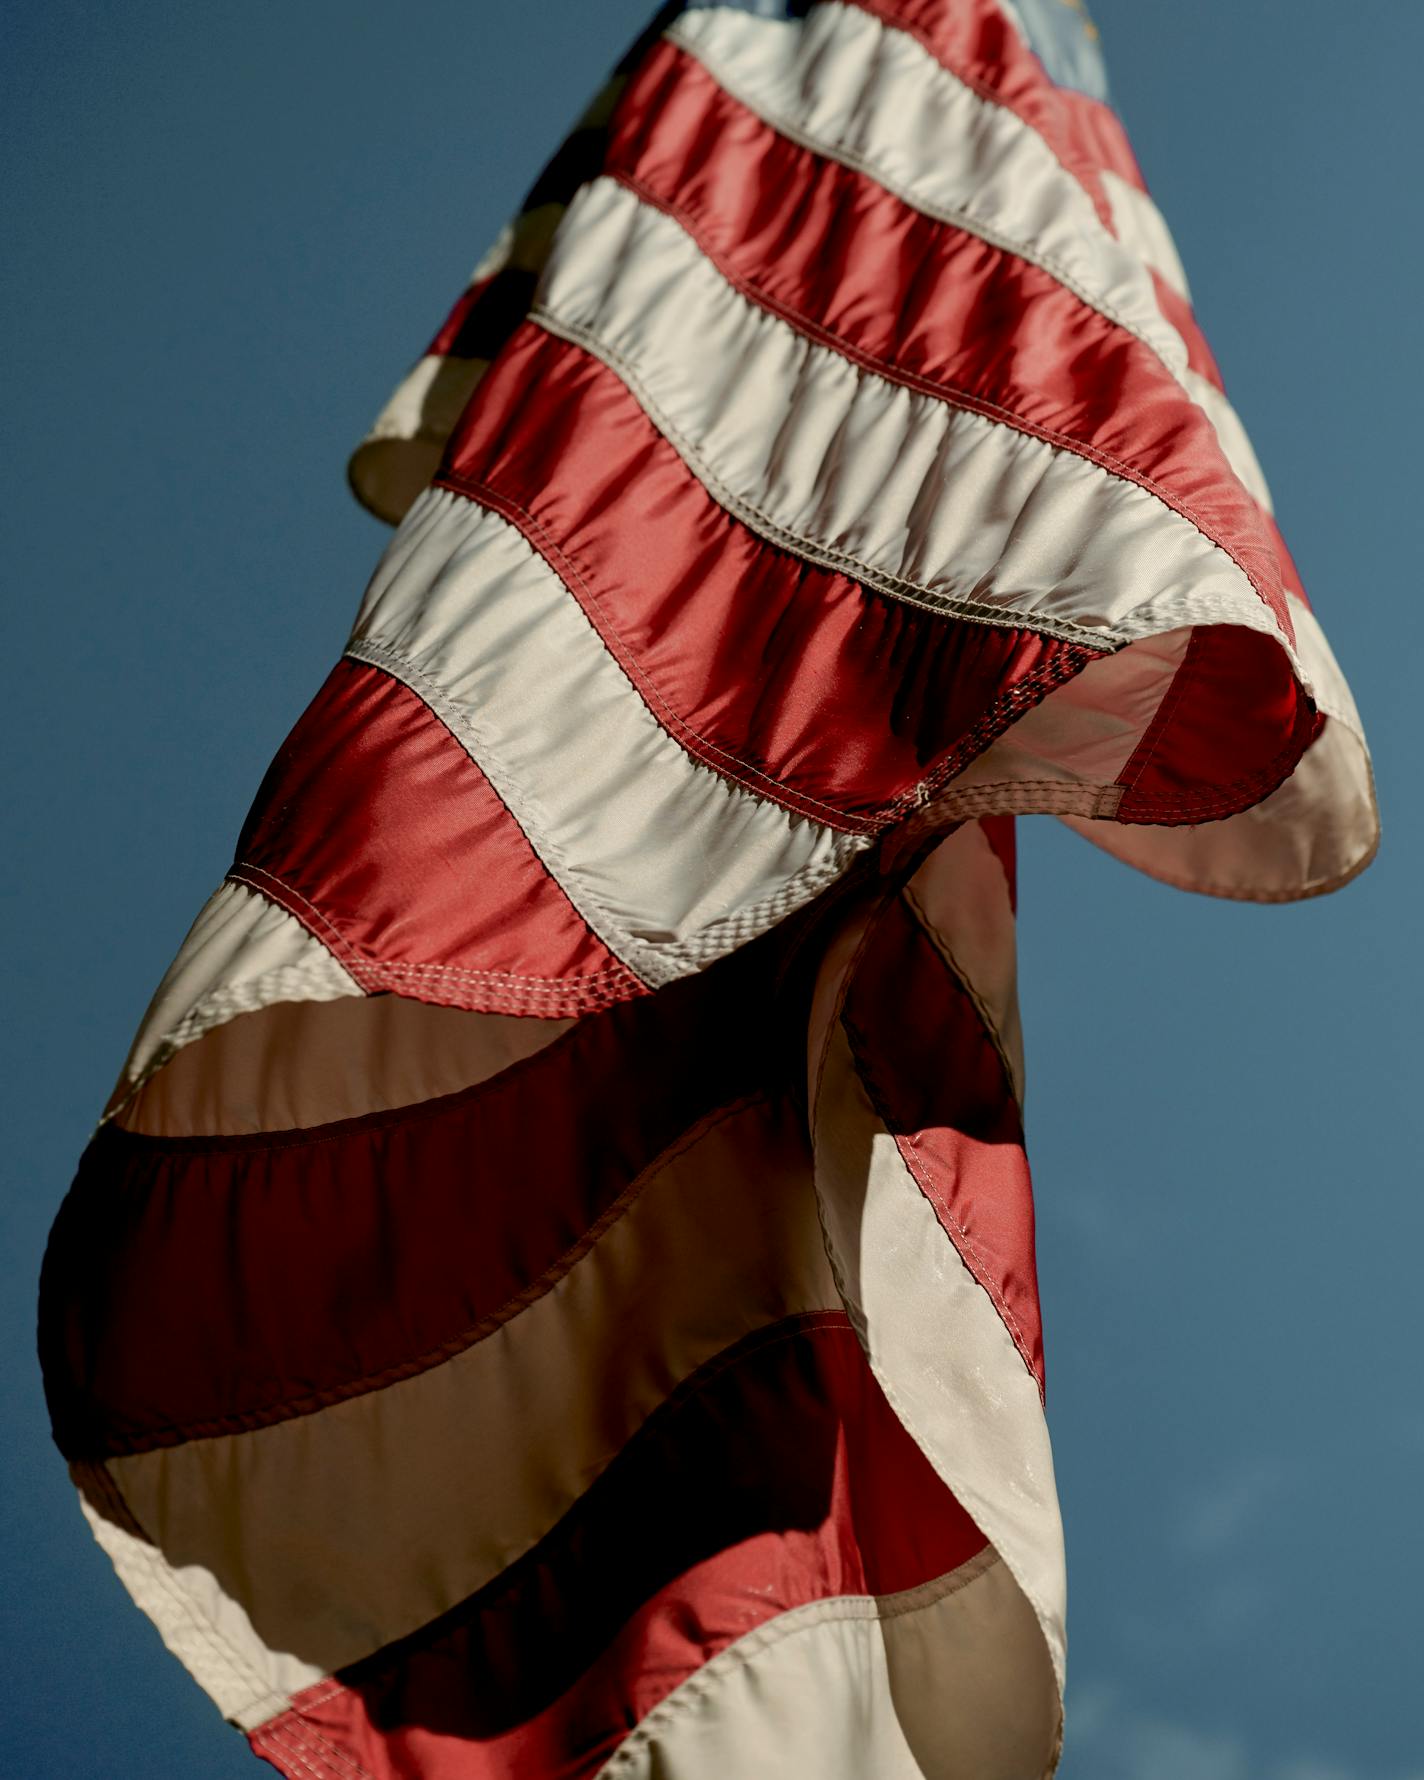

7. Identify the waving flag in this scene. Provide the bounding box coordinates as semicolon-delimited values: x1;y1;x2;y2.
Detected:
40;4;1376;1777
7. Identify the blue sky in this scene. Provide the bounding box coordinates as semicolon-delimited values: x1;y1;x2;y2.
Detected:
3;3;1418;1774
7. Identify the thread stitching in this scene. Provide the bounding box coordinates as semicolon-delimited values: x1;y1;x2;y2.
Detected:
663;10;1183;380
74;1098;769;1456
609;165;1284;633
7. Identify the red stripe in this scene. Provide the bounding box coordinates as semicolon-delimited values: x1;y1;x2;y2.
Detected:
979;813;1017;912
441;329;1094;828
1266;511;1310;610
40;939;785;1458
1152;272;1225;391
231;658;639;1014
850;0;1146;221
427;271;496;358
250;1315;988;1780
1114;623;1323;822
605;42;1290;637
429;266;539;362
841;894;1043;1390
428;124;613;359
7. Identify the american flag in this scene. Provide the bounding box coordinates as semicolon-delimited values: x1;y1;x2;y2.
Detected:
40;3;1376;1776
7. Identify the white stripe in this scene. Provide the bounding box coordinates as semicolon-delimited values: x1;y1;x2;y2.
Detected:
1092;162;1277;520
1095;169;1277;513
348;352;488;526
1287;592;1363;737
78;1485;320;1729
1187;369;1275;514
666;2;1188;379
809;988;1066;1694
106;1098;840;1686
113;882;360;1115
1097;169;1276;515
350;486;869;980
597;1552;1058;1779
668;7;1282;557
1102;168;1190;300
115;998;573;1138
535;178;1288;658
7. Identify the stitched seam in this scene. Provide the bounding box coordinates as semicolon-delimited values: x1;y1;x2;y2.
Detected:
901;882;1021;1109
350;627;871;972
77;1098;770;1456
609;168;1283;632
434;474;871;829
226;866;371;983
534;305;1117;647
806;966;1064;1702
933;778;1119;817
334;640;665;986
904;647;1098;805
101;952;365;1130
272;1715;375;1780
663;13;1182;382
1116;701;1320;817
899;1122;1040;1394
1116;627;1203;794
435;472;1100;831
596;1548;1007;1778
307;1313;858;1701
335;637;668;984
483;488;866;826
845;0;1115;227
277;1681;345;1714
225;867;625;1009
840;1006;1041;1397
229;864;634;986
103;1007;595;1155
228;864;637;1001
255;1723;356;1780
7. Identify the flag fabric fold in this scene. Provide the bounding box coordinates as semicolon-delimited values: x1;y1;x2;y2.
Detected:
41;3;1376;1776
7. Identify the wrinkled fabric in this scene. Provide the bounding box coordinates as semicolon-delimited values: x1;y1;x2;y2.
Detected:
41;5;1375;1777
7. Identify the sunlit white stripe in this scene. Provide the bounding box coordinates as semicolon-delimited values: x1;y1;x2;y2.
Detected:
1102;168;1190;299
668;6;1282;541
536;177;1284;655
113;882;361;1113
595;1551;1057;1780
806;893;1065;1696
811;1013;1066;1691
349;486;869;981
1096;172;1275;513
1187;370;1275;514
105;1099;839;1687
666;1;1188;379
